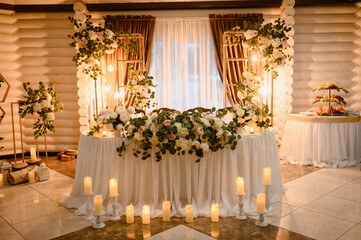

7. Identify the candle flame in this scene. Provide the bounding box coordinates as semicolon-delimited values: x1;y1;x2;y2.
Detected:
237;177;244;183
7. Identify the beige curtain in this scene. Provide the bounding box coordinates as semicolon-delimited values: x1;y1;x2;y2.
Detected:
209;14;262;106
103;15;156;108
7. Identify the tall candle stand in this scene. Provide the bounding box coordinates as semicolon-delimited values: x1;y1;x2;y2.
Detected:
85;192;94;221
110;194;120;221
264;184;271;216
236;194;247;220
255;211;268;227
93;211;105;229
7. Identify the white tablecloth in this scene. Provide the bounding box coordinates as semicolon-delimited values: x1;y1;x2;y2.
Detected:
62;129;284;218
280;114;361;168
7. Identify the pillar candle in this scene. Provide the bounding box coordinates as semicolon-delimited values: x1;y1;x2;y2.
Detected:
109;178;118;197
185;205;193;223
257;193;265;212
162;201;170;221
94;195;103;214
236;177;245;195
0;173;3;187
28;171;35;184
263;167;271;185
30;147;37;161
211;203;219;222
84;176;92;194
142;205;150;224
126;205;134;224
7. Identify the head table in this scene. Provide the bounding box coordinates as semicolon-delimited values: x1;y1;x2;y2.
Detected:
280;114;361;168
61;129;284;218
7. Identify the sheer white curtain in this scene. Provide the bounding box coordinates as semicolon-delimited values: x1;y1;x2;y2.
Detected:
149;18;223;111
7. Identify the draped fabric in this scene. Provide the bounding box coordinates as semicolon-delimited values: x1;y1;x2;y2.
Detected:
209;14;262;106
103;15;155;108
149;18;224;111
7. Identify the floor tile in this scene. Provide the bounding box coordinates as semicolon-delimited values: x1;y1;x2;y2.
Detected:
281;187;322;207
12;210;91;240
310;168;361;184
0;226;25;240
247;224;314;240
328;182;361;203
303;195;361;223
0;216;9;228
0;197;65;224
0;185;45;208
272;208;355;240
148;225;215;240
53;228;118;240
338;223;361;240
28;178;73;199
350;177;361;187
249;202;298;224
280;163;320;183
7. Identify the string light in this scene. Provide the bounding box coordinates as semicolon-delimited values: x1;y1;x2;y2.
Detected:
102;130;107;135
108;64;114;72
114;91;120;99
252;54;258;61
104;86;111;93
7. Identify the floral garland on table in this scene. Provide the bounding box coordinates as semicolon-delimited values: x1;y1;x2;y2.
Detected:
227;18;292;78
18;82;63;139
68;14;138;80
125;68;157;111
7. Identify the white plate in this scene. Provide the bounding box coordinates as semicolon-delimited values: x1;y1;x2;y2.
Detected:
299;112;315;116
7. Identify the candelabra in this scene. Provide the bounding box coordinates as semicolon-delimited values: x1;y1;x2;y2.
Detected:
84;193;94;221
93;211;105;229
110;194;120;221
255;211;268;227
236;194;247;220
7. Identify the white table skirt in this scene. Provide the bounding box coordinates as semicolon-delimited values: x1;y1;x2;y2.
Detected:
280;116;361;168
62;129;284;218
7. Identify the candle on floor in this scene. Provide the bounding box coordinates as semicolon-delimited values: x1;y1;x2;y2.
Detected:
236;177;245;195
109;178;118;197
28;171;35;184
185;204;193;223
162;201;171;221
211;203;219;222
126;205;134;224
94;195;103;214
263;167;271;185
30;147;37;161
257;193;265;212
84;176;92;194
142;205;150;224
0;173;3;187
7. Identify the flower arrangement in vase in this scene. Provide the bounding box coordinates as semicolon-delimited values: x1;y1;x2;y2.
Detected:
312;82;348;116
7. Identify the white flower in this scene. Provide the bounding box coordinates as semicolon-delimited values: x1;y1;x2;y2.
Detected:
115;106;126;115
105;29;114;39
192;140;201;148
89;120;97;129
251;97;259;105
213;118;223;129
89;30;97;40
273;49;283;59
204;114;214;121
46;93;52;102
111;42;117;49
216;129;224;138
33;103;41;112
222;112;235;124
127;106;135;114
150;123;157;133
201;143;209;152
252;115;258;122
103;113;110;120
127;124;135;133
237;91;244;100
119;113;130;122
138;75;145;81
271;38;281;48
116;124;124;131
134;132;142;141
145;119;152;129
200;118;211;127
110;112;117;119
47;112;55;121
97;115;104;122
244;29;255;40
150;135;159;144
104;123;113;130
242;71;252;80
237;108;245;117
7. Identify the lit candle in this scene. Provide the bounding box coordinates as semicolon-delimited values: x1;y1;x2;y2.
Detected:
185;204;193;223
109;178;118;197
236;177;245;195
142;205;150;224
211;203;219;222
28;171;35;184
30;147;37;161
162;201;170;221
126;204;134;224
0;173;3;187
257;193;265;212
263;167;271;185
94;195;103;214
84;176;92;194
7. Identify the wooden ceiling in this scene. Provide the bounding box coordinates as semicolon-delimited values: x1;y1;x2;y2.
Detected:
0;0;358;12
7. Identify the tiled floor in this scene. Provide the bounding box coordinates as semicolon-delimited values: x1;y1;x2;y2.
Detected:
0;162;360;239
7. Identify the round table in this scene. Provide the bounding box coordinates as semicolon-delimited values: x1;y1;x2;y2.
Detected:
280;114;361;168
62;129;284;218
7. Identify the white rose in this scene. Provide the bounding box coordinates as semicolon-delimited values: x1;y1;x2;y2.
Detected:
115;106;126;115
273;49;283;59
150;123;157;133
47;112;55;121
104;123;113;130
150;112;158;120
103;113;110;120
127;106;135;114
213;118;223;129
105;29;114;39
201;143;209;152
134;132;142;141
216;129;224;138
222;112;235;125
89;30;97;40
110;112;117;119
237;91;243;100
111;42;118;49
200;118;211;127
271;38;281;48
145;119;152;129
242;71;252;80
89;120;97;129
237;109;245;117
251;97;259;105
46;93;52;102
42;101;51;108
97;115;104;122
116;124;124;131
119;113;130;122
244;29;254;40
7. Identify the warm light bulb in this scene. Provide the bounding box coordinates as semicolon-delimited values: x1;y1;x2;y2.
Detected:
102;130;107;135
252;54;258;61
108;64;114;72
104;86;111;93
250;128;254;132
114;91;120;99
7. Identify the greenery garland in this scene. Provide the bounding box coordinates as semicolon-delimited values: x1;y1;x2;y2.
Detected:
18;82;63;139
